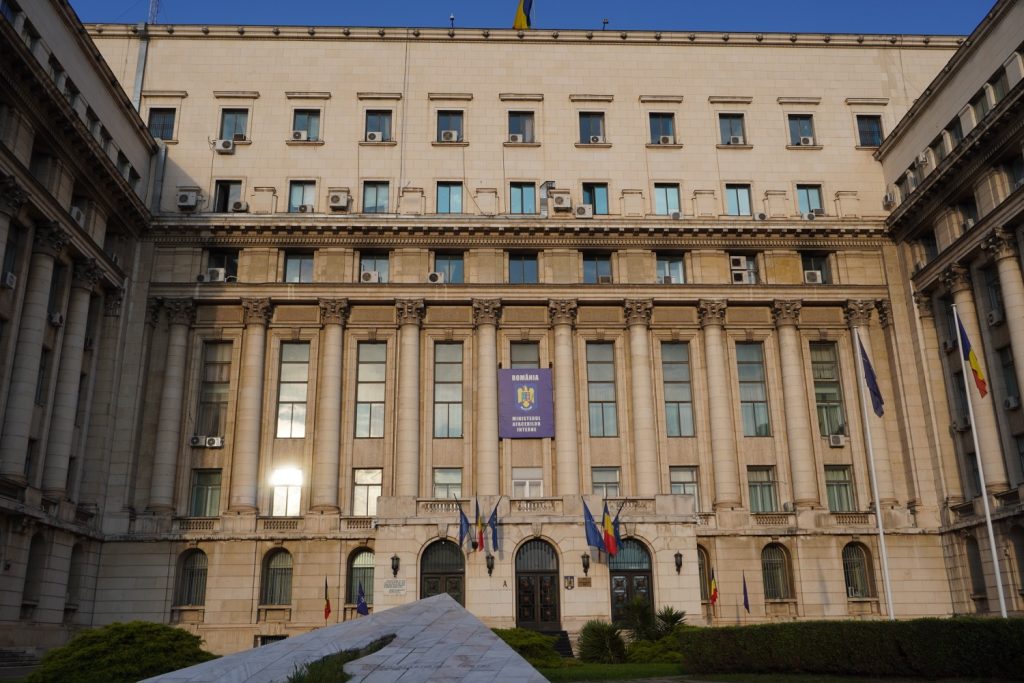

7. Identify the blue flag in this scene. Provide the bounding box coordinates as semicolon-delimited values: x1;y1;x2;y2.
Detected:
457;503;471;548
488;503;499;552
859;335;884;417
356;582;369;616
582;500;606;552
742;571;750;613
612;502;624;548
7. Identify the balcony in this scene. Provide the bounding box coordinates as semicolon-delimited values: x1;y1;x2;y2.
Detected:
832;512;872;526
510;498;563;515
173;517;219;533
752;513;794;527
258;517;302;532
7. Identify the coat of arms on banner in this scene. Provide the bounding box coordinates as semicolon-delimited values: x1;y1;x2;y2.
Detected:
516;384;535;410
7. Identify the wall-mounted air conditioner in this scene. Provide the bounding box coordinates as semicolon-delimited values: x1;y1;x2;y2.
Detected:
589;135;605;144
427;271;445;284
361;270;381;283
366;131;383;142
799;136;814;146
575;204;594;219
231;200;249;212
177;190;199;209
206;268;226;283
329;191;350;210
214;139;235;154
508;133;524;143
804;270;823;284
441;130;459;142
291;130;308;141
729;135;745;145
828;434;846;448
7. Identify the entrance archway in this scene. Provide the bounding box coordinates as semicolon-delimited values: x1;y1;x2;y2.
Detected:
609;538;653;623
515;539;560;630
420;539;464;605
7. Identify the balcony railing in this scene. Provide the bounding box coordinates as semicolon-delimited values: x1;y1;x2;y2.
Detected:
752;513;793;526
258;517;302;532
510;498;562;514
173;518;219;532
832;512;872;526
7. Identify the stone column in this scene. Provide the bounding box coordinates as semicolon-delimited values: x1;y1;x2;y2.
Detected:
474;299;501;496
0;175;28;267
699;299;741;509
846;300;897;505
549;299;580;496
394;299;424;498
147;299;195;512
983;229;1024;407
311;299;348;511
0;223;69;483
773;300;820;508
940;267;1010;492
228;298;272;512
41;259;100;498
625;299;659;497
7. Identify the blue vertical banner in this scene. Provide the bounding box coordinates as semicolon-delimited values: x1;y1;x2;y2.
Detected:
498;368;554;438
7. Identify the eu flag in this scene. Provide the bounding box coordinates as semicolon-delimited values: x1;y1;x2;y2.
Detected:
356;582;369;616
488;503;499;552
859;335;884;417
582;500;606;552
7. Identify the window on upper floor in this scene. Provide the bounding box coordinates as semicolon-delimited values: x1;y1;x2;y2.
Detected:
196;342;232;437
787;114;816;145
147;108;176;140
355;342;387;438
219;108;248;141
1004;154;1024;192
20;19;38;52
656;254;685;284
592;467;620;497
363;181;389;214
433;342;464;438
920;231;939;261
189;470;222;517
801;252;832;284
288;180;316;212
508;111;535;143
930;135;947;164
208;248;239;280
33;351;49;404
586;342;618;437
826;466;855;512
956;198;979;227
436;182;463;214
729;253;758;284
509;182;536;214
662;342;694;437
583;253;612;284
508;252;538;284
0;0;20;23
989;68;1009;103
725;184;752;216
365;110;393;141
649;112;676;144
213;180;241;213
276;342;309;438
510;341;540;368
360;252;389;282
946;116;964;147
47;54;64;83
512;467;543;498
856;114;883;147
433;468;462;499
291;109;320;141
719;113;746;144
582;182;609;215
579;112;606;143
811;341;847;436
116;152;130;177
670;466;699;509
353;469;383;516
283;252;314;283
436;110;464;142
796;184;824;216
737;342;770;436
433;252;464;284
654;183;680;216
997;346;1020;402
970;89;990;123
748;466;778;512
983;267;1004;316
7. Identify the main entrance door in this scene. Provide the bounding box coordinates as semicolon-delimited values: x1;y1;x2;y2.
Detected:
609;538;653;623
420;539;465;605
515;539;560;631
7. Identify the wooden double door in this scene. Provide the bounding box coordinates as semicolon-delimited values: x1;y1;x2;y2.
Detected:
515;539;560;631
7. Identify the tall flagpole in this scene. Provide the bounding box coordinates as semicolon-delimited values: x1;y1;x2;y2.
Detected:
952;305;1008;618
853;327;896;620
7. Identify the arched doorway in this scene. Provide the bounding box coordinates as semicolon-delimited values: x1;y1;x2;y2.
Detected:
609;538;653;623
515;539;560;631
420;540;464;605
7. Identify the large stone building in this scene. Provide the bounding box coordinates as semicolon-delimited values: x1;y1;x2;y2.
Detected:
0;0;1021;657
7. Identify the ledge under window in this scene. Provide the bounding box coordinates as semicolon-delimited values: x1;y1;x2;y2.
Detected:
285;139;325;146
645;143;683;149
786;144;823;150
575;142;612;148
716;143;753;150
359;140;398;147
503;141;541;148
432;141;469;147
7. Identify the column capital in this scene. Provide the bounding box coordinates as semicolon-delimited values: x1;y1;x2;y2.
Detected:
940;264;972;295
164;298;196;326
0;175;28;217
472;298;502;327
624;299;653;327
698;299;727;328
146;298;162;327
318;298;349;326
104;288;124;317
396;299;425;326
771;300;802;327
72;258;101;290
844;300;875;328
875;299;893;329
912;290;934;318
32;221;70;258
548;299;578;327
981;228;1019;262
241;297;273;326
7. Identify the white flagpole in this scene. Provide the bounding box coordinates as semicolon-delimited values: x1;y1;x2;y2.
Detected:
853;327;896;620
951;304;1008;618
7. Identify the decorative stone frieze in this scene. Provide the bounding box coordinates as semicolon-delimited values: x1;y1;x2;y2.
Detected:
396;299;425;326
843;300;875;328
939;265;971;295
772;300;802;327
318;298;349;326
241;297;273;326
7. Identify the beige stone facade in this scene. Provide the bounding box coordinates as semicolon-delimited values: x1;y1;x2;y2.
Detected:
0;0;1021;659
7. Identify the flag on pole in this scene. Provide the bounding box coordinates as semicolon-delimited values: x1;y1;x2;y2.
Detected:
356;582;369;616
488;502;500;552
457;500;471;549
601;501;618;556
612;501;625;549
513;0;533;29
957;314;988;397
858;334;885;417
709;568;719;606
475;498;485;552
323;576;332;621
742;571;750;613
582;500;606;552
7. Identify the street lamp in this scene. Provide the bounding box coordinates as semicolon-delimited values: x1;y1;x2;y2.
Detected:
581;553;591;576
486;553;495;576
674;551;683;574
391;554;400;577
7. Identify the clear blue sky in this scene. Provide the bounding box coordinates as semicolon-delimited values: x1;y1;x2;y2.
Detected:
70;0;993;35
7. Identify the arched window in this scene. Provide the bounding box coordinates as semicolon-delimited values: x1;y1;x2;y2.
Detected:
175;549;208;607
67;544;85;607
22;533;47;606
761;543;792;600
697;545;710;602
1011;527;1024;592
260;549;293;605
347;548;374;605
965;536;986;597
842;542;875;598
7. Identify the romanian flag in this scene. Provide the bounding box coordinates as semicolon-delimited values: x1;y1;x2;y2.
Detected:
323;576;331;621
513;0;533;29
957;313;988;398
475;498;485;552
602;501;618;556
709;568;719;606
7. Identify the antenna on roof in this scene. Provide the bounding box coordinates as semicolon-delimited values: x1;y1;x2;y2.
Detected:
449;14;456;29
147;0;160;25
601;18;609;31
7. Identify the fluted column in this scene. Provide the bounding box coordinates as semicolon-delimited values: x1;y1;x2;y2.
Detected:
474;299;501;496
625;300;659;497
41;260;100;498
228;298;272;512
940;267;1009;492
549;300;580;496
699;300;741;508
311;299;348;511
0;175;28;268
846;300;897;505
394;299;424;498
0;223;69;482
773;301;820;508
983;229;1024;408
147;298;195;512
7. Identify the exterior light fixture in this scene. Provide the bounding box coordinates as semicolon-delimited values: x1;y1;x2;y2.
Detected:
391;554;400;577
486;553;495;576
581;553;591;576
674;551;683;574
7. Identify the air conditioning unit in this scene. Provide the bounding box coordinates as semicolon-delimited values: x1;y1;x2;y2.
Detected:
232;132;247;142
804;270;823;284
729;255;747;269
755;212;768;221
1004;396;1021;411
951;416;971;433
799;136;814;146
291;130;308;141
441;130;459;142
729;135;745;145
847;586;860;598
188;435;205;448
597;275;613;284
550;191;572;211
205;436;224;448
366;131;383;142
297;204;314;213
214;139;235;154
69;206;86;226
731;270;756;284
48;311;64;327
804;212;817;220
231;200;249;213
669;211;682;220
882;192;895;208
782;502;794;512
2;271;16;289
828;434;846;448
508;133;524;143
427;271;445;284
589;134;605;144
206;267;226;283
329;191;350;210
987;308;1004;326
962;218;975;230
177;190;199;209
658;134;674;145
941;338;956;355
360;270;381;283
575;204;594;219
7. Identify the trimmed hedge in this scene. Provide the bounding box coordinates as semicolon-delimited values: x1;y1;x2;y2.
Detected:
492;628;563;668
678;617;1024;679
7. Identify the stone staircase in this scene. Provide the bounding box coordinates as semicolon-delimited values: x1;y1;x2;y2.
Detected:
541;631;574;658
0;648;39;680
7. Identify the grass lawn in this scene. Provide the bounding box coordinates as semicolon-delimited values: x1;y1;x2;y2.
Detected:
535;669;1006;683
537;662;682;681
692;675;1007;683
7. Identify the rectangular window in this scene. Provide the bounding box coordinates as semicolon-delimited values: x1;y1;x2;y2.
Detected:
998;346;1020;399
662;342;694;437
1;0;19;23
801;253;832;284
147;108;176;140
208;248;239;280
437;110;464;142
1005;154;1024;191
788;114;816;145
272;482;301;517
197;342;231;437
719;113;746;144
649;112;676;144
581;183;609;215
432;468;462;499
276;343;309;438
433;253;464;283
856;115;883;147
587;342;618;437
117;151;129;177
725;184;752;216
365;110;393;141
284;252;314;283
970;90;990;122
219;108;248;140
508;111;535;142
947;117;964;147
583;253;612;284
930;135;947;163
670;466;699;509
508;253;538;284
592;468;620;497
811;342;846;436
189;470;222;517
512;467;543;498
352;468;382;516
433;342;463;438
359;253;389;283
510;341;540;369
657;254;685;284
737;342;770;436
35;350;50;405
510;182;537;214
796;184;824;215
213;180;241;213
363;181;389;213
579;112;606;143
436;182;463;214
292;109;320;140
983;267;1004;315
989;69;1009;103
747;466;778;513
288;180;316;212
825;465;855;512
654;183;681;215
355;342;387;438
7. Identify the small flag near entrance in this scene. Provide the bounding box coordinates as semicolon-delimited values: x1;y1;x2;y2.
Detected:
356;582;369;616
323;576;331;621
602;501;618;556
582;500;606;552
742;571;750;613
709;568;719;606
475;498;485;552
457;499;471;549
488;502;500;552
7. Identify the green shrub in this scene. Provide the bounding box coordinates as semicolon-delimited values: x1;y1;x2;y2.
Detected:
492;628;562;668
652;606;686;639
27;621;217;683
625;637;683;664
288;635;394;683
677;617;1024;679
578;620;626;664
620;597;658;642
